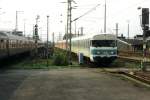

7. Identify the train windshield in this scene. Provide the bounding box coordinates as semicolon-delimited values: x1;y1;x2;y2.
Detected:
91;40;116;47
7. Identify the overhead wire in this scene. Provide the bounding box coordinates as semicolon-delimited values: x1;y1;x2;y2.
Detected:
107;0;149;21
80;0;150;22
73;0;150;35
72;4;101;22
104;0;150;36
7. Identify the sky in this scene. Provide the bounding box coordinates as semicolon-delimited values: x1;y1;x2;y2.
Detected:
0;0;150;41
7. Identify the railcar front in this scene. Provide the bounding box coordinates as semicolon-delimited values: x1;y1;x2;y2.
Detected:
90;35;117;63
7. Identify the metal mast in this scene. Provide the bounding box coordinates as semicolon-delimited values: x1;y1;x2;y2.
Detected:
66;0;73;64
127;21;130;40
15;11;23;31
104;0;106;33
15;11;18;31
24;19;26;36
115;23;119;46
47;15;49;67
66;0;69;58
68;0;72;64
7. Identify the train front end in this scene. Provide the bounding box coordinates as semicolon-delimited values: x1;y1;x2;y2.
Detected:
90;35;117;63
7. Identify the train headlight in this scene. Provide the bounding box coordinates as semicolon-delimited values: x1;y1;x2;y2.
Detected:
110;51;115;55
97;51;101;54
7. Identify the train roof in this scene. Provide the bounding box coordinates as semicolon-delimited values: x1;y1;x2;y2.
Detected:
72;33;117;41
57;33;117;43
0;31;32;41
0;32;8;39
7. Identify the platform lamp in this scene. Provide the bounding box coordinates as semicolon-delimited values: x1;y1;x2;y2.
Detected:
46;15;49;67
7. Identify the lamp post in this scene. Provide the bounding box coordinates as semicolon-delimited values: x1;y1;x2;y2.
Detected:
127;20;130;40
47;15;49;67
104;0;107;33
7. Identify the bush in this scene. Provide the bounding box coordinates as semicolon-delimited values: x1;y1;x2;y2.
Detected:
52;53;68;66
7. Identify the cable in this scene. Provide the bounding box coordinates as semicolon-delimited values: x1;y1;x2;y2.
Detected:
107;0;149;21
72;4;101;22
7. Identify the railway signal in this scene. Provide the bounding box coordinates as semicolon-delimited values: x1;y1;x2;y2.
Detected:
138;7;149;71
34;15;40;58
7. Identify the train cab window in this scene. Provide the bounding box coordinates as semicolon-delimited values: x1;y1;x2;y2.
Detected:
91;40;116;47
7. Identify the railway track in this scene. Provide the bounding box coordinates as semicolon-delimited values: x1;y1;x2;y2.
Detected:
122;71;150;85
84;63;150;87
103;69;150;87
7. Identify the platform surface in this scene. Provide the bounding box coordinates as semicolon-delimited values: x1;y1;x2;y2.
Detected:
0;69;150;100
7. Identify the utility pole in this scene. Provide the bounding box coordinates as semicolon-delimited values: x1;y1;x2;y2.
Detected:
114;23;119;46
65;25;68;49
52;32;55;54
15;11;23;31
116;23;119;37
104;0;107;33
65;0;77;64
67;0;73;65
81;27;83;36
33;24;35;38
127;21;130;54
47;15;49;67
15;11;18;31
24;19;26;36
127;20;130;40
66;0;69;60
69;0;72;65
75;20;76;37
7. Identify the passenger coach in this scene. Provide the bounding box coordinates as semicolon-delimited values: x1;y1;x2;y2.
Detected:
0;31;35;59
56;33;118;64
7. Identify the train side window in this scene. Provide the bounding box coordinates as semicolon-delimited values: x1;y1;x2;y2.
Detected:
90;41;92;46
0;40;2;48
1;39;4;43
0;40;1;49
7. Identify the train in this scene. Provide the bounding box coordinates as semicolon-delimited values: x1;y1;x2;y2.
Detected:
0;30;42;59
55;33;118;64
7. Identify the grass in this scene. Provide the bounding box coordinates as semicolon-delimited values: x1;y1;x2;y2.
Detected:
10;57;81;69
5;48;81;69
5;48;149;69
